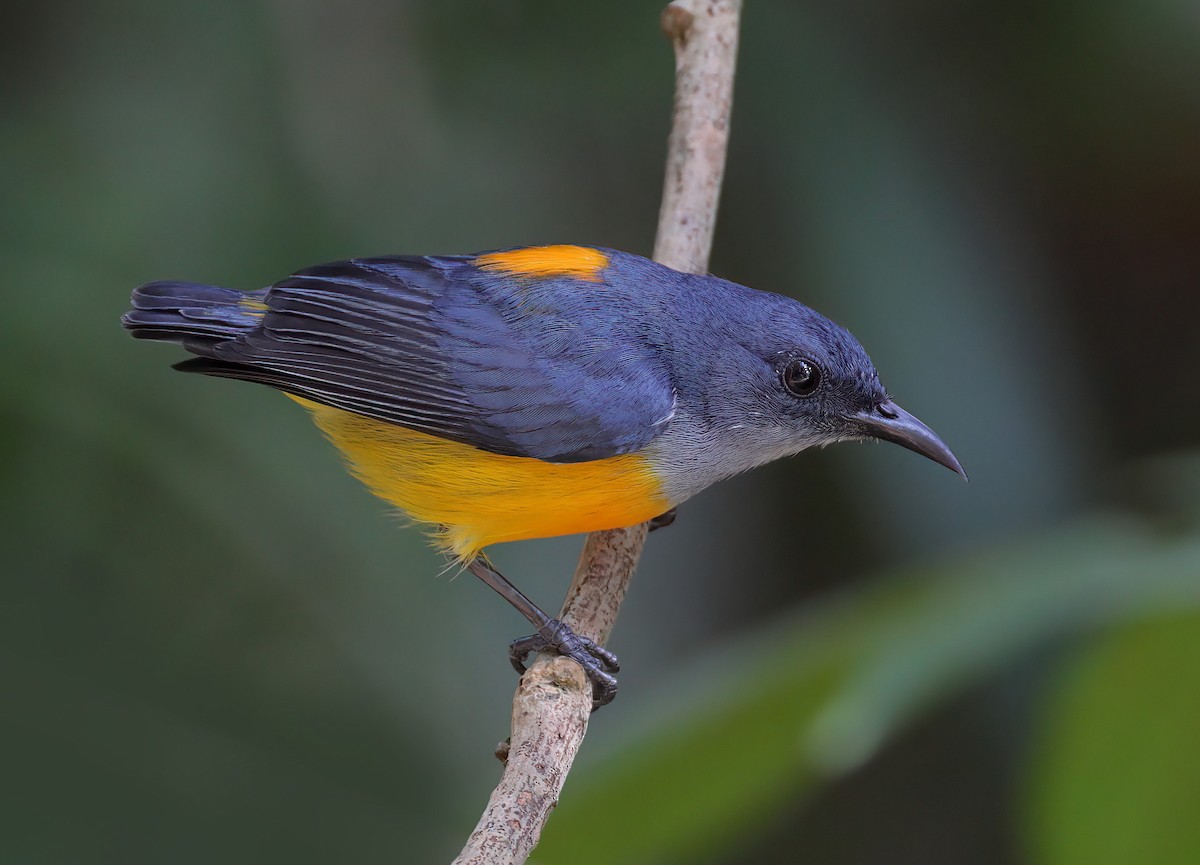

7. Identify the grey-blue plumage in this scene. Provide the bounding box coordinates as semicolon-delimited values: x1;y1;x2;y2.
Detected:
122;244;965;708
122;247;962;487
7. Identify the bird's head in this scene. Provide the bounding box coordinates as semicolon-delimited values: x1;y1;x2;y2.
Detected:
691;287;965;479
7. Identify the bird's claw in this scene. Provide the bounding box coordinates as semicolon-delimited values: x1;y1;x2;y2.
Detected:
508;619;620;709
648;508;677;531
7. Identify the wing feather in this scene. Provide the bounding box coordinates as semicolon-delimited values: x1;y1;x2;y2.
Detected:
180;252;674;462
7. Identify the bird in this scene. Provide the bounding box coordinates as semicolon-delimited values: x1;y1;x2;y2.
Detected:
122;244;964;706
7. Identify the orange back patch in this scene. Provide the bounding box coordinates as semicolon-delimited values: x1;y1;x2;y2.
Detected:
474;245;609;282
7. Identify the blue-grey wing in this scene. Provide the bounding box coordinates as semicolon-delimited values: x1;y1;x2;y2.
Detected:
175;254;676;463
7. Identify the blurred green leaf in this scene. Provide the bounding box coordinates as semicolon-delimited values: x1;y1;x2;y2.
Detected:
1025;612;1200;865
536;512;1200;865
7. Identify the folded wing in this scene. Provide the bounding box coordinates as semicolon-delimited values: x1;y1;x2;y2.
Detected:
175;254;676;463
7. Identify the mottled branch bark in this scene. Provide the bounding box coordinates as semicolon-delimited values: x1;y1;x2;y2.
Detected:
451;3;741;863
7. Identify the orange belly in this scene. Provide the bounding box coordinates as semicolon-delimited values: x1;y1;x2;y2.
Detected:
290;396;671;560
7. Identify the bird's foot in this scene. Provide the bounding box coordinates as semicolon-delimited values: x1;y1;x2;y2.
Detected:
648;508;677;531
509;619;620;709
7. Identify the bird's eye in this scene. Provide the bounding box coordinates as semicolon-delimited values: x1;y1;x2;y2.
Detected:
782;358;822;397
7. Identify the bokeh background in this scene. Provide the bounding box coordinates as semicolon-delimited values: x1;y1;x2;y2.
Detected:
4;1;1199;863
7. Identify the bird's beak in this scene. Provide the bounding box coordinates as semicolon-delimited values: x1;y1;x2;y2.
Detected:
850;400;967;479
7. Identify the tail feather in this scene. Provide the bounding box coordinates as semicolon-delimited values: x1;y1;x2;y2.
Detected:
121;280;265;345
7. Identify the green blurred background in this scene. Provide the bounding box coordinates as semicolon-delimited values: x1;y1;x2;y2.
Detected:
4;1;1199;863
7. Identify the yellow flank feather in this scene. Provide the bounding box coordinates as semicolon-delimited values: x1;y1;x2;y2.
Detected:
289;396;669;561
474;245;609;282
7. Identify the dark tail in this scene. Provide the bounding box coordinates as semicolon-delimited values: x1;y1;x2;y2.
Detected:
121;281;266;348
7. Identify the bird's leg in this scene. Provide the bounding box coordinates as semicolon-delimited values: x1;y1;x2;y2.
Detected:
648;507;677;531
466;557;620;708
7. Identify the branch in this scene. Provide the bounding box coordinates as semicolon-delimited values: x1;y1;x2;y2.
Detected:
451;3;741;862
